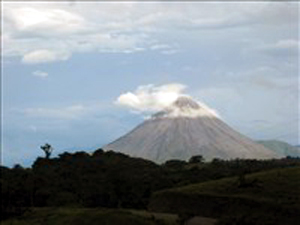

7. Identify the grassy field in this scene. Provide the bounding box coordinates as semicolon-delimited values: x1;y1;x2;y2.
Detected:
1;207;218;225
1;207;180;225
169;166;299;204
149;167;300;225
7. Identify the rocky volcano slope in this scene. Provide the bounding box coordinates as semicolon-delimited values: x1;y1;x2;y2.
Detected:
103;96;278;163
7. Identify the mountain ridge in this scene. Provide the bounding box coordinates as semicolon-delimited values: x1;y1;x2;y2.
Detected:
257;139;300;157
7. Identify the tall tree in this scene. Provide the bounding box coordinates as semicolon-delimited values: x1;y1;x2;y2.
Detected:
40;143;53;159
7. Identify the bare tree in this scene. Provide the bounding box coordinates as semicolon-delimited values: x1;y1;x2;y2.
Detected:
40;143;53;159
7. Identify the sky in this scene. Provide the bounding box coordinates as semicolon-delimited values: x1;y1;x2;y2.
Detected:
1;1;299;167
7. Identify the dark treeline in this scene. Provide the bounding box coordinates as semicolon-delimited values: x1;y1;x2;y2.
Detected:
1;149;300;220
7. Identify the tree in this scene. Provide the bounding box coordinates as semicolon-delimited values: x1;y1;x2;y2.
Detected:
188;155;204;164
40;143;53;159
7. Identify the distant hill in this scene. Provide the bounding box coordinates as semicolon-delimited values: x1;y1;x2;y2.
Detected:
257;140;300;157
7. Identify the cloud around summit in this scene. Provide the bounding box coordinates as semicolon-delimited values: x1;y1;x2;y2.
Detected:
115;83;220;118
116;83;186;112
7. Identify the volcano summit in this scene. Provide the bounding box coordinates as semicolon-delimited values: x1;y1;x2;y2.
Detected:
103;96;278;163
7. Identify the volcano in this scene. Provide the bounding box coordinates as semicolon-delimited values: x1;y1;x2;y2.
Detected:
103;96;278;163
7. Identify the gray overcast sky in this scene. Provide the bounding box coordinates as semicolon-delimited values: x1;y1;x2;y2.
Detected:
2;1;299;166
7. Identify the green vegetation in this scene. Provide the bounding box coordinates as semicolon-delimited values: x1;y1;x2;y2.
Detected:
163;167;300;201
1;149;300;224
149;167;300;225
0;208;177;225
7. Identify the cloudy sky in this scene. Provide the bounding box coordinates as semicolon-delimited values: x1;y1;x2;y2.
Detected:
2;1;299;166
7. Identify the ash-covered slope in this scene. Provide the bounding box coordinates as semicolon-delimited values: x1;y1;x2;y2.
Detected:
103;96;278;163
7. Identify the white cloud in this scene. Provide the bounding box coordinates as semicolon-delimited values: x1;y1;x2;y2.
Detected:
22;102;113;120
3;2;296;64
254;39;299;57
7;6;86;35
28;125;37;132
150;44;170;50
149;43;179;55
2;3;151;63
116;83;221;118
116;83;187;112
243;66;297;90
32;70;48;78
22;49;71;64
24;104;87;120
161;48;180;55
274;39;299;49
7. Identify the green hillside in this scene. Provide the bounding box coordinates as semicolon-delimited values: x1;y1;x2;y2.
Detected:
1;208;178;225
149;167;300;225
257;140;300;157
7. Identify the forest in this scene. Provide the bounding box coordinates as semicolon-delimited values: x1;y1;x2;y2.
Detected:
1;149;300;225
